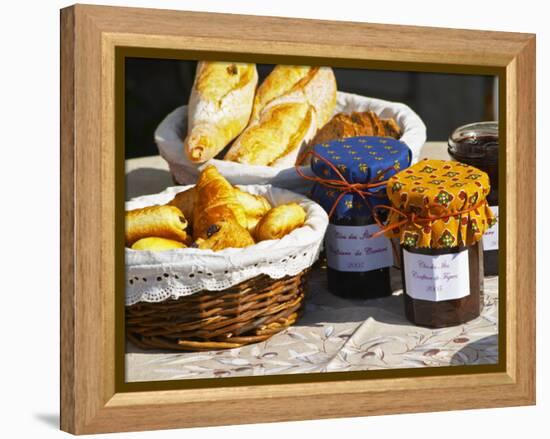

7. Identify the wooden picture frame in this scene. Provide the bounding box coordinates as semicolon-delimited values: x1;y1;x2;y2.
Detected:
60;4;536;434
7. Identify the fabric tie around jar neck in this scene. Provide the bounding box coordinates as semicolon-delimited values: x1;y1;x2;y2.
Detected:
299;136;411;220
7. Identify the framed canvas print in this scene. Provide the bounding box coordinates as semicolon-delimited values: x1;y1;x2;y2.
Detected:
60;4;536;435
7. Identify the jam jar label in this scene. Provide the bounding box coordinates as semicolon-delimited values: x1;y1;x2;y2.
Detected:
325;224;394;272
482;206;499;251
403;249;470;301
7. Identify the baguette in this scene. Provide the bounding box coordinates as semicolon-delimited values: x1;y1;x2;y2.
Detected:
224;101;316;166
224;65;336;166
184;61;258;163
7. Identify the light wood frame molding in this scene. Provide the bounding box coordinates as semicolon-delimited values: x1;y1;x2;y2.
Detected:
60;4;536;434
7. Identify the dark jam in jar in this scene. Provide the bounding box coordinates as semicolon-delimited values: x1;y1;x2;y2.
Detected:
325;211;393;299
448;122;499;275
400;241;484;328
309;136;411;300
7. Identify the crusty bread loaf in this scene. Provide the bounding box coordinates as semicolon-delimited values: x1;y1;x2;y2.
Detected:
184;62;258;163
250;65;311;120
290;66;338;129
381;118;402;139
309;111;402;146
224;65;337;166
224;101;317;166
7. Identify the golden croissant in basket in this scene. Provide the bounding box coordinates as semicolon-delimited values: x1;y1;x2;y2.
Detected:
127;165;307;252
192;208;255;251
191;165;255;250
125;205;190;246
131;237;186;251
168;183;271;234
255;203;307;242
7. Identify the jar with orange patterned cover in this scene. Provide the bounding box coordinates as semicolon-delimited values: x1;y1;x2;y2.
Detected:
383;159;497;327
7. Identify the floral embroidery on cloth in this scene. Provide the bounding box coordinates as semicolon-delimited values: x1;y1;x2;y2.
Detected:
385;159;496;248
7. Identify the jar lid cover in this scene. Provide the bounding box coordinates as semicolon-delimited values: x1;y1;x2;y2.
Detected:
309;136;411;218
384;159;496;248
311;136;411;184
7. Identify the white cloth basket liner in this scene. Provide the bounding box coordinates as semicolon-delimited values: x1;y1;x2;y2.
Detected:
155;91;427;192
125;185;329;306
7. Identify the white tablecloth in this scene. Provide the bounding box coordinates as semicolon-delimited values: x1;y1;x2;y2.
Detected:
125;143;498;383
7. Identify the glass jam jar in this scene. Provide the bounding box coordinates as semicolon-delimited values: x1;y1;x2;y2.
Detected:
401;242;483;328
384;159;496;327
308;136;411;300
325;209;392;299
448;121;499;275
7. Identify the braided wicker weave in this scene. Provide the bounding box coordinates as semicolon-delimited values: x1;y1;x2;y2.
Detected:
126;271;309;351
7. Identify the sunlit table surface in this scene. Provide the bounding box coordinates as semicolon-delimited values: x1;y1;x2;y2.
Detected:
124;142;498;383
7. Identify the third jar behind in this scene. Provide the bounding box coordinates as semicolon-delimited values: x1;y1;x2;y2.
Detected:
448;121;499;275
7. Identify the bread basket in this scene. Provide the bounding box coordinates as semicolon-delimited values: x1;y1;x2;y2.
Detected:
125;184;328;351
154;91;427;192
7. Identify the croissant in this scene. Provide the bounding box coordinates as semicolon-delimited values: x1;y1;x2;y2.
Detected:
224;65;336;166
167;187;196;223
193;206;255;251
255;203;307;242
168;185;271;234
192;165;254;250
235;188;272;233
184;61;258;163
131;237;186;251
125;205;189;246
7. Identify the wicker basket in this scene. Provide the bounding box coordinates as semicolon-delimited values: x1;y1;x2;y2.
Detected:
126;270;309;351
125;184;328;352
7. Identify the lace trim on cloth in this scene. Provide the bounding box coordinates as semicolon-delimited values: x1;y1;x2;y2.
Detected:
125;185;328;306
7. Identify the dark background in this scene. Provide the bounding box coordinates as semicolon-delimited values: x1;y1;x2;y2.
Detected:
125;58;496;159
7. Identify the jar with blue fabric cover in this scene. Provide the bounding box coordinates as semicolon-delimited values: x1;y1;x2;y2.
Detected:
309;136;411;299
